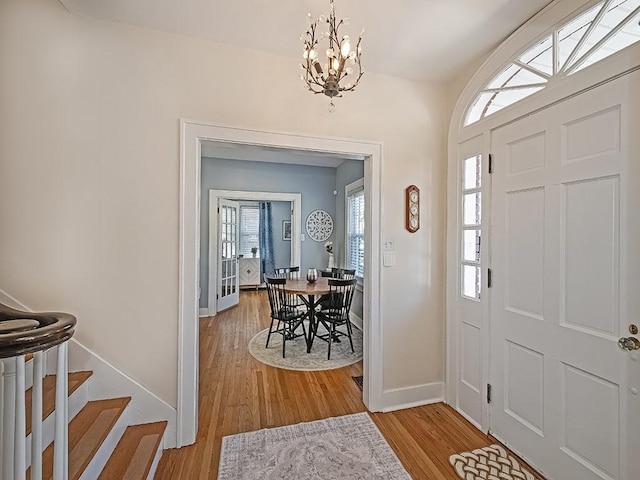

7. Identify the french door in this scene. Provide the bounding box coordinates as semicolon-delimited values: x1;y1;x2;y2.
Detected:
217;199;240;311
490;71;640;480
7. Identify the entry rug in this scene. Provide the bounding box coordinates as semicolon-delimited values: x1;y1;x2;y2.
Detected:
218;413;411;480
449;444;536;480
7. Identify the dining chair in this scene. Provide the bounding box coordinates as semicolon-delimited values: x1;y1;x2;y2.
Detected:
274;266;300;279
331;267;356;278
274;266;305;309
314;277;357;360
318;268;357;311
264;276;307;358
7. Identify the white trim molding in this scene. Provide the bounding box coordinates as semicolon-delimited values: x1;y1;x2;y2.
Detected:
382;382;445;412
179;120;384;447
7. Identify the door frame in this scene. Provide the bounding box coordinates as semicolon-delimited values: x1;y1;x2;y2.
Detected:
446;0;640;435
207;190;302;316
178;119;384;447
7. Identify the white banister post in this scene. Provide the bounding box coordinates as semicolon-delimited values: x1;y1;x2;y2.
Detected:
1;358;16;480
14;355;26;480
53;342;68;480
31;352;44;480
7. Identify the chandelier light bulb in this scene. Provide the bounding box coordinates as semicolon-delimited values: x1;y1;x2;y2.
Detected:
341;36;350;57
326;48;335;58
309;49;317;61
303;50;308;59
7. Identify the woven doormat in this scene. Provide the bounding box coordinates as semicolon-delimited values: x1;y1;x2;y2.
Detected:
449;444;536;480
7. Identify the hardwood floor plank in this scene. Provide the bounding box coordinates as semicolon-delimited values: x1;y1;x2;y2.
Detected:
155;290;542;479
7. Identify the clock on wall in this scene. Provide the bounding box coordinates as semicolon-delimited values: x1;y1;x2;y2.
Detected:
406;185;420;233
305;209;334;242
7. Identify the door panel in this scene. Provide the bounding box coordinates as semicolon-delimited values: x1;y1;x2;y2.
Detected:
490;72;639;480
217;199;240;311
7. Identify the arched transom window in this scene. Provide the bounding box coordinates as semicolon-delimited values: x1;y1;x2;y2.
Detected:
465;0;640;126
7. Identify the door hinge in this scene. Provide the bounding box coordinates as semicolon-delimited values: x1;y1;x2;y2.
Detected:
216;294;219;299
487;383;492;404
488;154;494;174
488;268;493;288
217;207;220;213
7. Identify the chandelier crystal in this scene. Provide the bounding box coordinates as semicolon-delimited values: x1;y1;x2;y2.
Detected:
300;0;364;112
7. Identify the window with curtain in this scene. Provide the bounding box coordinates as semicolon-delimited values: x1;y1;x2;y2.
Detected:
346;179;365;279
239;205;259;257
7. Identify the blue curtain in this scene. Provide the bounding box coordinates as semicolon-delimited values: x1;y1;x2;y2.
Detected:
259;202;275;276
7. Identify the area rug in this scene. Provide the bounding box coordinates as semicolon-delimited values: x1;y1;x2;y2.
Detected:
218;412;411;480
248;322;362;371
449;444;536;480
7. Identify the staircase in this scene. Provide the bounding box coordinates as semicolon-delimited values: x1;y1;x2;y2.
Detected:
23;366;167;480
1;302;168;480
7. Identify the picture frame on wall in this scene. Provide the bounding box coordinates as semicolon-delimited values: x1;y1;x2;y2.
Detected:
282;220;292;241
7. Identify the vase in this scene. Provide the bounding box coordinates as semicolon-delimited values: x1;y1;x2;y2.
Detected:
327;253;335;271
306;268;318;283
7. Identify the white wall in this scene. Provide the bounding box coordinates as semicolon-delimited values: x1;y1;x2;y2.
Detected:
0;0;448;405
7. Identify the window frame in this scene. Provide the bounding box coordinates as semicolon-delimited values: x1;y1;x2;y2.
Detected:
238;203;260;258
345;178;365;284
464;0;640;126
461;154;482;301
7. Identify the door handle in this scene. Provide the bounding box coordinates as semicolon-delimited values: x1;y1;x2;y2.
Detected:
618;337;640;351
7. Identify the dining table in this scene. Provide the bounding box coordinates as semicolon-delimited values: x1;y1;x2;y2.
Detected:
283;277;330;353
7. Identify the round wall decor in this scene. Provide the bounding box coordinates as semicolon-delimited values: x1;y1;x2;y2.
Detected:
305;209;333;242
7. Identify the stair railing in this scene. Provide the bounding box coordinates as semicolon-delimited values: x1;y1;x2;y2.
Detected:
0;303;76;480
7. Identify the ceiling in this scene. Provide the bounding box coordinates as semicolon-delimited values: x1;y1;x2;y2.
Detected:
201;141;363;168
58;0;554;81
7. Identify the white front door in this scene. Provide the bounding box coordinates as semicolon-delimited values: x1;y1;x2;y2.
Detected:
217;199;240;311
490;71;640;480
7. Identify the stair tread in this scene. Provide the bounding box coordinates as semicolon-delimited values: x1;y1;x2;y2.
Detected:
98;422;167;480
25;371;93;436
35;397;131;480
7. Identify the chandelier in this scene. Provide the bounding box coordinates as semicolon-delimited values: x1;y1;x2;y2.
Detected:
300;0;364;112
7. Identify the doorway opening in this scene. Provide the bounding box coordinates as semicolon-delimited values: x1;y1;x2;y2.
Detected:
178;120;383;447
205;190;302;316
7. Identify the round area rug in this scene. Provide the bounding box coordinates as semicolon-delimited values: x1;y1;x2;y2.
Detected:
248;322;363;371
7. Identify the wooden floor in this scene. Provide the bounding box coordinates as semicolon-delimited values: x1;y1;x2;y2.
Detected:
155;290;537;479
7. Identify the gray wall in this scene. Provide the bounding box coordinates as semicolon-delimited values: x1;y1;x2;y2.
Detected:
200;157;338;308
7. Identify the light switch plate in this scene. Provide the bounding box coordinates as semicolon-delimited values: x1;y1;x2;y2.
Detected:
383;251;395;267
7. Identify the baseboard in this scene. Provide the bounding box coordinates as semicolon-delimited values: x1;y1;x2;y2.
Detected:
199;307;209;317
0;286;177;448
349;312;363;331
381;381;445;412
